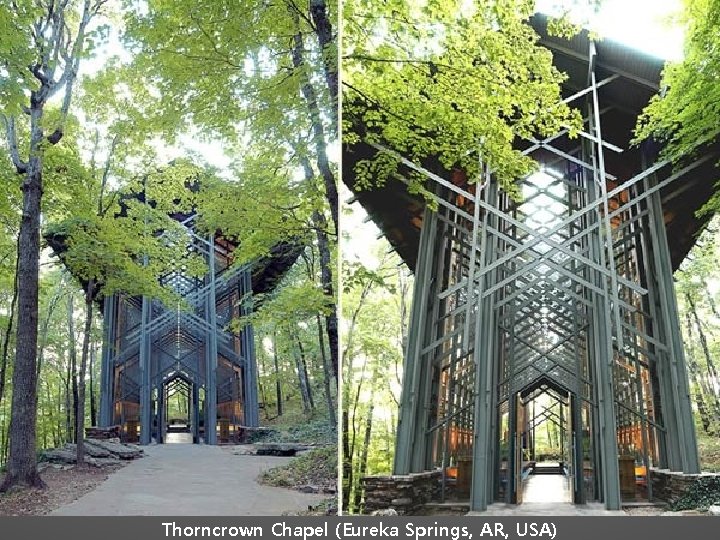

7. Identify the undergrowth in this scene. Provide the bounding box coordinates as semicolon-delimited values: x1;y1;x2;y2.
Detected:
670;476;720;511
257;445;337;492
252;418;335;445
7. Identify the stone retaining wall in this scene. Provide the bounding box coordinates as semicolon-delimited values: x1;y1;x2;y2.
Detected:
362;470;442;515
650;468;720;504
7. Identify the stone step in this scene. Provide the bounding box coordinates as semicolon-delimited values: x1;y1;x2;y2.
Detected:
422;502;471;515
532;468;564;475
231;443;317;456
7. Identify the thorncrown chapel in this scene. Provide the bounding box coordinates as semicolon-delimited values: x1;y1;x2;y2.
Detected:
49;194;300;447
345;17;716;511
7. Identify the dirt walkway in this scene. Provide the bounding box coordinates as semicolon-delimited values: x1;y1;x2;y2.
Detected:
51;444;325;515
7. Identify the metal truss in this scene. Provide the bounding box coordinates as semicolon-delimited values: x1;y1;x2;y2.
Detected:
392;42;700;511
98;217;258;445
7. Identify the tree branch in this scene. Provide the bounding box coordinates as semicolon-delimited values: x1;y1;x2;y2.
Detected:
1;115;28;174
98;134;119;216
47;0;95;145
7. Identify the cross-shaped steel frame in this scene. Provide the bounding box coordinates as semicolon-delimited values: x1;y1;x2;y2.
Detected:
392;41;700;512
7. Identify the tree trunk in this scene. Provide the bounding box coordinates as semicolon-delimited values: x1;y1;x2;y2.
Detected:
299;154;339;384
395;267;410;400
272;332;283;417
55;365;64;448
45;380;58;448
316;314;336;429
308;0;338;132
0;244;19;409
258;381;269;420
0;107;45;491
256;347;272;420
0;398;8;466
56;384;63;447
688;293;720;418
313;210;339;383
684;309;711;433
291;331;313;411
701;278;720;319
65;366;72;443
688;293;720;383
345;355;369;512
294;334;314;409
67;292;79;443
290;14;338;235
89;340;97;427
1;418;8;466
36;284;61;396
76;280;94;466
353;385;375;513
342;409;352;513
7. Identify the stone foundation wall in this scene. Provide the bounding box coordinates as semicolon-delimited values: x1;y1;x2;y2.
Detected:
362;470;442;515
650;468;720;504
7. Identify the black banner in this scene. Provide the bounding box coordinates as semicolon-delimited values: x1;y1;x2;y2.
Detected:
0;516;717;540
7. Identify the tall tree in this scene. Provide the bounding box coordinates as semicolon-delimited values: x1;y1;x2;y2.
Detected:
0;0;109;491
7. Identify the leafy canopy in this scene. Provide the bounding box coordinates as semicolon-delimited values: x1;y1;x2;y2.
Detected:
344;0;583;199
635;0;720;175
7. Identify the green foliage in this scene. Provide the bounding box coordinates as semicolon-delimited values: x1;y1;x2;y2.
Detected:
344;0;582;199
122;4;339;425
257;446;337;491
697;432;720;473
342;261;395;295
196;165;318;267
675;218;720;461
122;0;336;183
252;419;336;446
670;476;720;511
635;0;720;212
236;250;331;332
342;229;412;512
44;159;209;307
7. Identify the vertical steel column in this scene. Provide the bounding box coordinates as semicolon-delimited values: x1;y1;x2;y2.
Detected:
192;383;200;444
569;175;587;504
99;294;116;427
571;301;587;504
507;389;517;504
394;206;439;474
506;308;518;504
205;236;218;445
415;211;451;472
485;183;502;505
241;268;259;427
643;170;700;473
139;295;152;445
584;52;621;507
470;182;496;512
157;381;164;444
